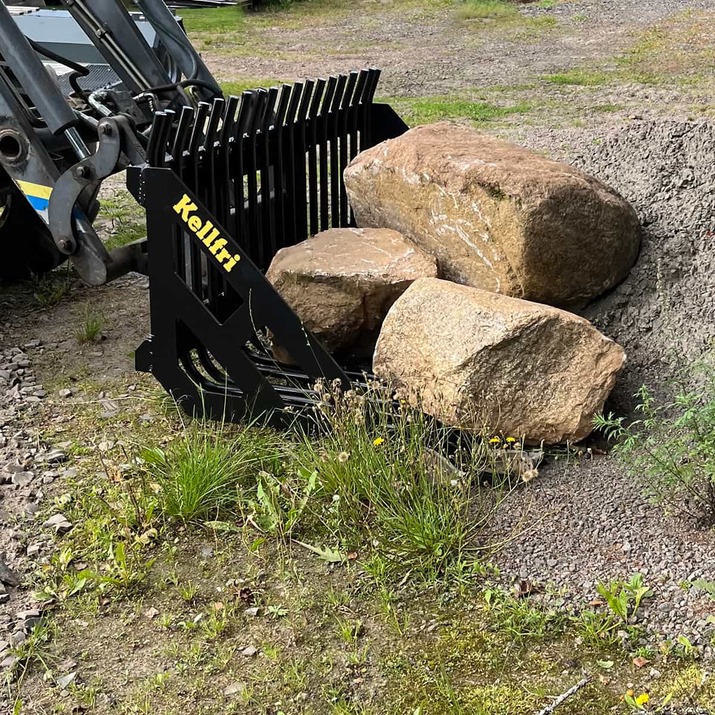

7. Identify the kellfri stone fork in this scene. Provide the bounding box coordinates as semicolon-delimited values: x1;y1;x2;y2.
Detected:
0;0;408;424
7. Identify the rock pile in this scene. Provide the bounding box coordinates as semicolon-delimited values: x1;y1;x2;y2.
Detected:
266;122;638;443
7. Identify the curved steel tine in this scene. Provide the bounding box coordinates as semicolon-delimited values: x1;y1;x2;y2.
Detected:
321;76;338;116
286;81;304;124
146;111;172;167
331;74;348;113
221;95;241;144
309;78;326;119
274;84;292;128
364;67;382;104
171;105;195;164
203;97;225;150
340;71;359;110
297;79;314;122
262;86;280;131
188;101;211;156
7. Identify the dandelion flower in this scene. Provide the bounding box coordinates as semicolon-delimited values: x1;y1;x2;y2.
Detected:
373;437;385;446
338;451;350;463
506;436;516;444
489;437;501;444
635;693;649;707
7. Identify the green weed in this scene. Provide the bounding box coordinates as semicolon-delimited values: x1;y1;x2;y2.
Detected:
596;574;652;623
141;423;283;523
596;374;715;526
33;269;71;308
483;588;566;641
76;305;104;344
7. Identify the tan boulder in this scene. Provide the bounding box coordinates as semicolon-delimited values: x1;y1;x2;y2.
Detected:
267;227;438;362
373;278;625;444
344;122;640;308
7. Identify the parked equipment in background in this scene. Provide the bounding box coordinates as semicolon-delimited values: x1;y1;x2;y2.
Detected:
0;1;408;424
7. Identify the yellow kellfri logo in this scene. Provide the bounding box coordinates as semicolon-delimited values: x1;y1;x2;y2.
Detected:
173;194;241;273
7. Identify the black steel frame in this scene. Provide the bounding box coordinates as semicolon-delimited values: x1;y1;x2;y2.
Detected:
129;69;408;425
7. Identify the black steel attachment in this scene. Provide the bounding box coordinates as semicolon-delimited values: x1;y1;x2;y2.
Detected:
131;69;408;425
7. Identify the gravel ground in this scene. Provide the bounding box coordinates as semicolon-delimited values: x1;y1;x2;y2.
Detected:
210;0;715;112
0;335;69;671
485;118;715;662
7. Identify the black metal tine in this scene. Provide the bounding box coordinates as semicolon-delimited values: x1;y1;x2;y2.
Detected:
188;101;211;156
147;111;171;168
204;97;225;150
230;91;256;255
349;69;369;157
356;69;376;159
271;84;292;261
364;67;381;104
307;78;325;236
319;76;338;231
329;74;348;229
283;82;305;251
204;99;227;308
186;103;210;299
171;105;195;173
321;75;338;115
293;79;314;244
221;95;240;145
246;90;268;266
338;72;358;224
259;86;280;269
275;84;292;128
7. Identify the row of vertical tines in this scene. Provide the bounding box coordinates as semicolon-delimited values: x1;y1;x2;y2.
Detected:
147;68;381;308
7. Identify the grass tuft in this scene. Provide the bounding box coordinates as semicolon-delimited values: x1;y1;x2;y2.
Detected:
76;305;104;344
456;0;519;21
142;424;282;524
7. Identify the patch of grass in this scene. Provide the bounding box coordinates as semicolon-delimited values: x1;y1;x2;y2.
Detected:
388;95;532;126
291;384;507;582
179;7;247;34
32;269;72;308
76;305;104;344
142;423;283;524
100;190;145;251
456;0;519;22
221;78;287;96
544;68;611;86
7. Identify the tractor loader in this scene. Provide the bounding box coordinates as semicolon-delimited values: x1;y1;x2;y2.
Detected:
0;0;408;424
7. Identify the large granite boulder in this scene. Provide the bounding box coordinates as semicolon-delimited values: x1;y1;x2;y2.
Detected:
267;227;437;362
373;278;626;444
344;122;640;308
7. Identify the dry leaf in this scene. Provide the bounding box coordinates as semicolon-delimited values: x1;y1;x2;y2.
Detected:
632;656;649;668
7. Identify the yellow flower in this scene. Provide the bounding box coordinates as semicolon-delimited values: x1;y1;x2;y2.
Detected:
635;693;649;707
489;437;501;444
506;437;516;444
373;437;385;446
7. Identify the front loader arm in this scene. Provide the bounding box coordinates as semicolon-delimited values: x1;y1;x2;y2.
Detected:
0;0;223;285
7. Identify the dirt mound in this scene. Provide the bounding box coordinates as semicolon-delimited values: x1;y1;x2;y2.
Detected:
572;120;715;409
